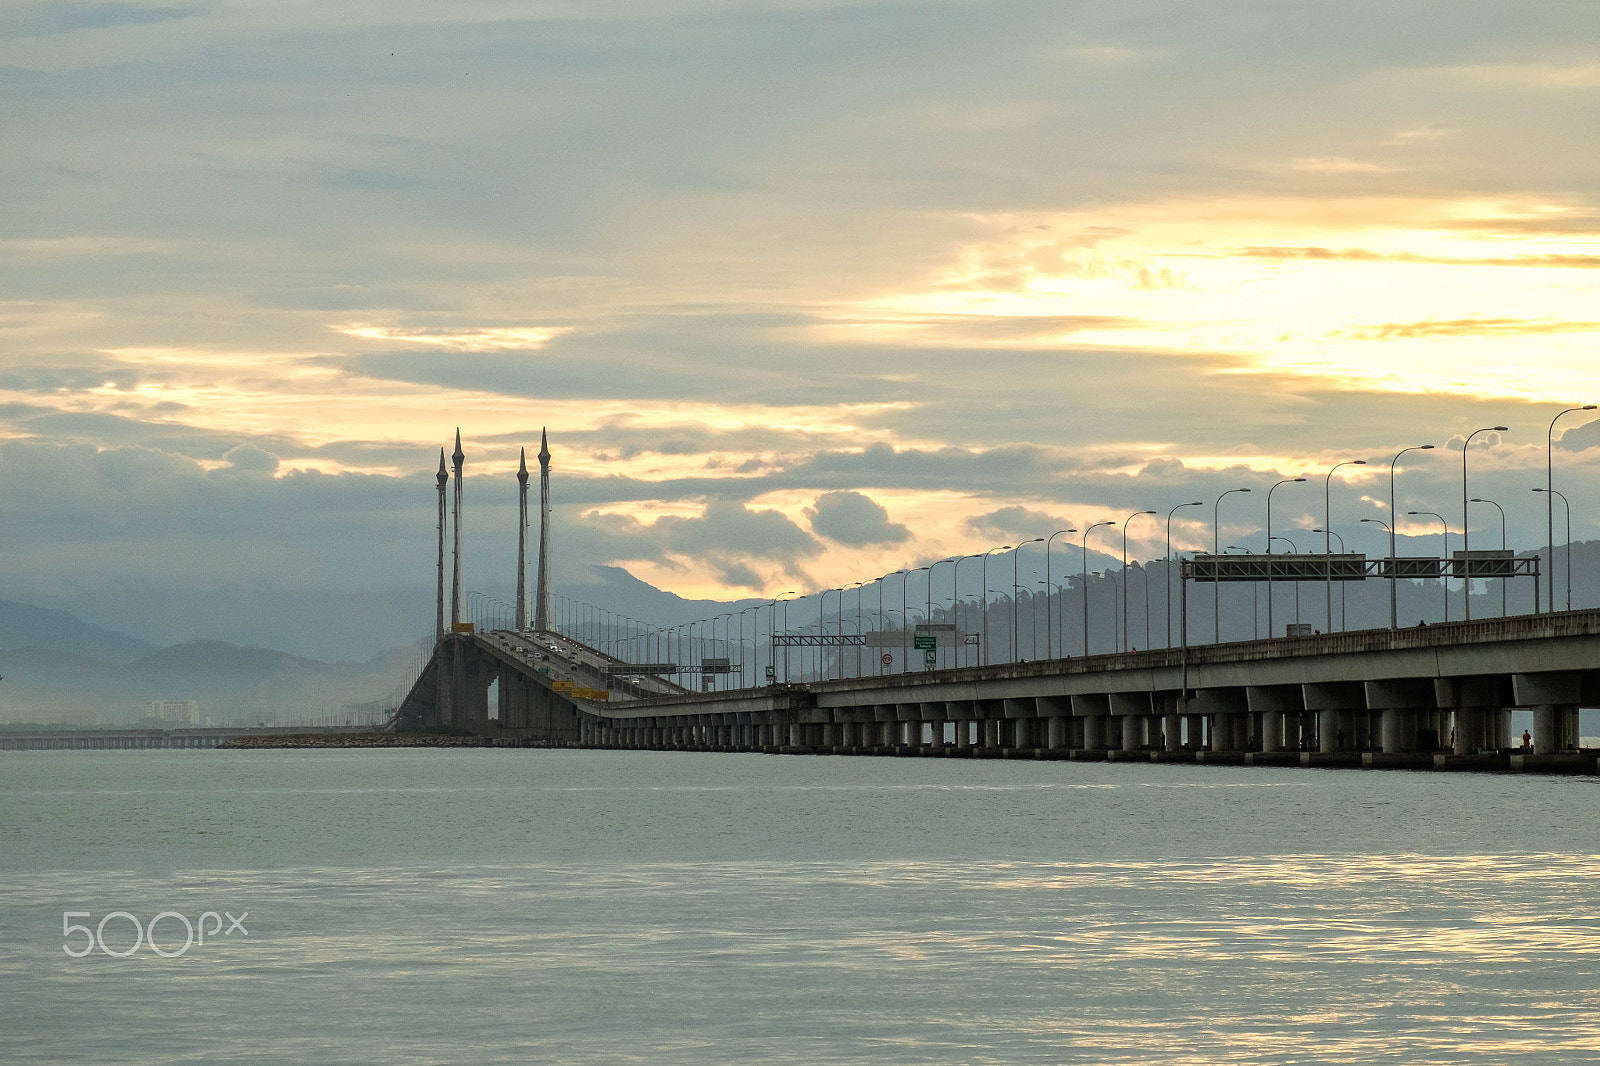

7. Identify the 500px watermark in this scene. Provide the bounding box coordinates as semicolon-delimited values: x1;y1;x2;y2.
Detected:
63;910;248;958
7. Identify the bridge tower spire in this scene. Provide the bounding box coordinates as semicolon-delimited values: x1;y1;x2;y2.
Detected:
534;427;552;632
450;428;465;626
516;446;529;631
435;448;448;642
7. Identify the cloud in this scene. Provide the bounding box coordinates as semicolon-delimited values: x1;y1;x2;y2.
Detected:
965;506;1064;539
1556;418;1600;453
804;490;909;546
1343;318;1600;341
1236;247;1600;269
222;442;280;475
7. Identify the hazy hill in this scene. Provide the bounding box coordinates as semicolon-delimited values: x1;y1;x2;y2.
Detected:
0;598;158;664
0;607;413;727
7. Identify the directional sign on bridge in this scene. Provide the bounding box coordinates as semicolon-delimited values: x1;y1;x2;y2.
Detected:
1186;554;1368;582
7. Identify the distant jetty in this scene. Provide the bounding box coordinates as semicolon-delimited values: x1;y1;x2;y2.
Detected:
217;731;571;749
221;732;487;749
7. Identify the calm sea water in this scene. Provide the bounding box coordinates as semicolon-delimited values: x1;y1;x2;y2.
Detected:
2;750;1598;1064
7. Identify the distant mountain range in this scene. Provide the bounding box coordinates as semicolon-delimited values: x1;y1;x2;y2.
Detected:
0;598;414;727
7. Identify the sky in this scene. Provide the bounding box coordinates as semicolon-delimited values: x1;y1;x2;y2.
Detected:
4;0;1600;659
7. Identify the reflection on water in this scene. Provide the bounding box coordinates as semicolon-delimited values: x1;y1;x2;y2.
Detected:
2;751;1598;1064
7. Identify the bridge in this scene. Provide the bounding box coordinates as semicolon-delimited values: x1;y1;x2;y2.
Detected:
395;606;1600;773
397;428;1596;772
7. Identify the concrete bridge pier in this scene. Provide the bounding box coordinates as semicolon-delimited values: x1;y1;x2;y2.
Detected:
1248;686;1300;753
1304;682;1363;752
1437;677;1511;755
1071;694;1108;751
1189;689;1247;752
1109;693;1149;753
1513;673;1582;753
1367;679;1432;753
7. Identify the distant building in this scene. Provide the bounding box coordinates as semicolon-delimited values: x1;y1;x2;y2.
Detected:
144;700;199;725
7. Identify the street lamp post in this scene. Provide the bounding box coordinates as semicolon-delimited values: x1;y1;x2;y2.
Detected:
1266;477;1307;638
1547;406;1594;613
1225;546;1259;638
1082;522;1116;656
1039;581;1064;658
1324;460;1367;633
903;567;929;672
1408;511;1450;622
949;559;978;666
1213;488;1251;643
876;572;903;674
1166;503;1202;649
1461;425;1508;621
927;558;958;669
1387;445;1434;629
1120;512;1156;652
1311;528;1348;631
979;548;1010;666
1269;535;1301;625
1043;530;1077;661
773;591;798;682
1533;488;1573;610
1010;539;1044;663
1469;498;1507;617
738;605;758;687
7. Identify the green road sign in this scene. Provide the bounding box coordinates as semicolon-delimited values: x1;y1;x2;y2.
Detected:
765;666;775;680
923;649;937;666
913;635;937;650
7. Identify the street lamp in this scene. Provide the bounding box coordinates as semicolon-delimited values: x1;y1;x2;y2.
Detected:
979;548;1010;666
1407;511;1450;622
1547;405;1595;613
1225;545;1259;638
1266;477;1307;638
1039;580;1065;659
1043;530;1078;661
1324;460;1367;633
1010;539;1044;663
1533;488;1573;610
1120;512;1156;652
1461;425;1508;621
1469;498;1507;617
1213;488;1251;643
772;590;799;682
1386;444;1434;630
738;605;759;687
1165;503;1203;649
1311;528;1348;631
1269;535;1301;625
1082;522;1115;656
949;558;981;666
875;571;904;675
927;558;958;669
902;566;929;672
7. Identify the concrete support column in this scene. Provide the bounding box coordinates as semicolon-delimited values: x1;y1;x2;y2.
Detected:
1378;708;1412;753
1081;715;1101;750
1162;713;1182;752
1529;705;1578;753
1316;711;1344;752
1046;716;1067;749
983;719;1001;749
1259;712;1283;753
1248;686;1301;753
1513;673;1583;754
